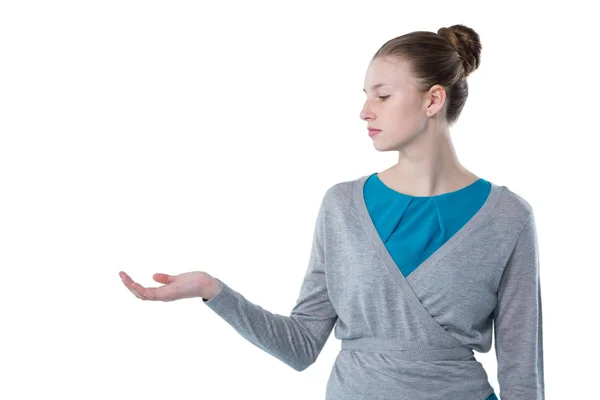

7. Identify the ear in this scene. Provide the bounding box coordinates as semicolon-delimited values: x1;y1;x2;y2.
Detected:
424;84;446;116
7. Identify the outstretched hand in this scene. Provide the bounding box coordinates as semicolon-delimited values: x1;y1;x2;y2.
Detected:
119;270;221;302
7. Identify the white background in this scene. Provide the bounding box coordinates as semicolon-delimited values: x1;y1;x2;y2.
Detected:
1;1;598;399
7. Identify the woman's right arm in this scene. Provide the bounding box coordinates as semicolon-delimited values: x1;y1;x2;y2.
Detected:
202;195;338;372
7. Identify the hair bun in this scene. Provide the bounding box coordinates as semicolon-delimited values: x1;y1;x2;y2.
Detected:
438;24;482;78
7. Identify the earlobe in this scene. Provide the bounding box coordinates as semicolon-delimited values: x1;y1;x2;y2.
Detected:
425;99;436;117
429;85;446;108
424;87;442;117
424;101;433;117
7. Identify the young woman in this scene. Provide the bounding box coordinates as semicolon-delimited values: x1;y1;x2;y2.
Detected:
120;24;544;399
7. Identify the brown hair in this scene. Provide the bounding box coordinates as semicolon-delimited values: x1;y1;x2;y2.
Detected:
372;24;482;126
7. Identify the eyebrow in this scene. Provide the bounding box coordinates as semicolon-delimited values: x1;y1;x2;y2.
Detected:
363;83;390;93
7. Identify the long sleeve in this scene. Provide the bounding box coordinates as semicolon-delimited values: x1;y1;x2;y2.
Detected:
201;195;338;371
493;212;545;399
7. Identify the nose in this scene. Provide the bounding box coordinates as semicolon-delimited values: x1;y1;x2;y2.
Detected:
360;103;375;121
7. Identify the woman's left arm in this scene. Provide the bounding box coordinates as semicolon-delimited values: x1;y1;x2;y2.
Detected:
493;212;545;399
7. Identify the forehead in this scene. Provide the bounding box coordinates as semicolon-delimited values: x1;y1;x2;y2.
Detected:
363;58;413;92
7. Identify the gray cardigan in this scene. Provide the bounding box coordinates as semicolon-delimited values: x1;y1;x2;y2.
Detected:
203;173;545;399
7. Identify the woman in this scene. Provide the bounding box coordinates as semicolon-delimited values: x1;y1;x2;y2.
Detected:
120;24;544;399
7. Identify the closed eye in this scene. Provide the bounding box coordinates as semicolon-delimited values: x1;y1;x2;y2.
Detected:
379;96;390;100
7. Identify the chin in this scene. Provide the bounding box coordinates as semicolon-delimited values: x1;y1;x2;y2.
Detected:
373;142;400;152
372;135;408;152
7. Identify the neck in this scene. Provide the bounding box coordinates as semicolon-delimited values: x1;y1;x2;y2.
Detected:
383;127;477;197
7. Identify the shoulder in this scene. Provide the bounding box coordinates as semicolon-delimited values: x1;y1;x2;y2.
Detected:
492;182;536;231
499;185;533;211
321;174;369;204
324;176;364;201
312;174;371;220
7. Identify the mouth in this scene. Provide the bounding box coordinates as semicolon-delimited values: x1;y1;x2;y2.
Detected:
368;129;381;137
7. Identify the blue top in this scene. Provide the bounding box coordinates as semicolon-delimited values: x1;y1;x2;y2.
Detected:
363;172;498;400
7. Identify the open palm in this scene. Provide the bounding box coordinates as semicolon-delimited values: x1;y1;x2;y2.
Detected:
119;270;218;302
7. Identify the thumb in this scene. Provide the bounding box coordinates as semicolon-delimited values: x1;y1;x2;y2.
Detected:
153;273;175;284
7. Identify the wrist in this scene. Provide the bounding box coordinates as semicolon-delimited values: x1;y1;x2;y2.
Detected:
203;277;222;300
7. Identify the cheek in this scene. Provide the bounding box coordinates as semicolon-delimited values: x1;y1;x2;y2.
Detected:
384;102;426;139
388;101;421;126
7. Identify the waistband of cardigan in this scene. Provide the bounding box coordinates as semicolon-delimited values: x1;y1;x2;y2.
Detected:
341;338;474;361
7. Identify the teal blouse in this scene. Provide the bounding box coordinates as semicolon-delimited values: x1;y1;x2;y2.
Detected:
363;172;498;400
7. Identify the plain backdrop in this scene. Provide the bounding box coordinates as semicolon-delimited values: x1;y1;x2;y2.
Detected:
1;1;598;399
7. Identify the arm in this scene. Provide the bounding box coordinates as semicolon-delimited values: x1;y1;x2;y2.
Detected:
201;195;338;371
493;212;545;399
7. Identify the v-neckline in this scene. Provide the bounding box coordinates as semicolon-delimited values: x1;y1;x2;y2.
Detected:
352;173;505;287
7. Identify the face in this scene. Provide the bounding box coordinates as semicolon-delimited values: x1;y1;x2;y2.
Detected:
360;57;442;151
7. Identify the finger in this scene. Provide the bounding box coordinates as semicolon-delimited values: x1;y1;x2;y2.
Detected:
131;282;155;300
121;274;148;300
153;273;174;285
135;282;179;302
127;282;148;300
120;271;134;282
122;279;147;300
